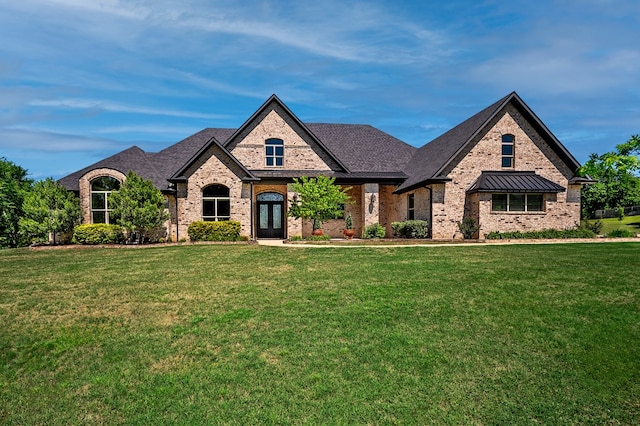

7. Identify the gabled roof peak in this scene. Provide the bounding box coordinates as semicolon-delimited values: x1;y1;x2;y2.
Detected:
395;91;581;194
223;94;350;172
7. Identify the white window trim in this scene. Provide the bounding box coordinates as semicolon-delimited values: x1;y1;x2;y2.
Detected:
90;177;120;224
265;139;284;167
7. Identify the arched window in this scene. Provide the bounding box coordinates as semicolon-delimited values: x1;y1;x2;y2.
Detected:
502;134;515;168
203;184;230;221
91;176;120;224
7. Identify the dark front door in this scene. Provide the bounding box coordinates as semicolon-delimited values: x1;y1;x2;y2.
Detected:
256;192;285;239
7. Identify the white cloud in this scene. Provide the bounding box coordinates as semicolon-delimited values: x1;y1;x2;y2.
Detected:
0;127;125;152
29;98;229;120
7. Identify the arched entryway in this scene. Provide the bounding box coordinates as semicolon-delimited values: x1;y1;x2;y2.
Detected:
256;192;285;239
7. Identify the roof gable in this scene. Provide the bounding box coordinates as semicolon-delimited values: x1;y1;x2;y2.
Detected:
396;92;582;193
169;136;257;183
223;95;348;172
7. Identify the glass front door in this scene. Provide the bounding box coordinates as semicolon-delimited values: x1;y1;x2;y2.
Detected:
256;192;285;239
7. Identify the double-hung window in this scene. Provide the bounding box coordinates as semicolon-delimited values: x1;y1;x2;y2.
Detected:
492;193;544;212
265;138;284;167
502;134;515;168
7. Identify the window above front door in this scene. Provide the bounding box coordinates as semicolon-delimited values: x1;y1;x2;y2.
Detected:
265;138;284;167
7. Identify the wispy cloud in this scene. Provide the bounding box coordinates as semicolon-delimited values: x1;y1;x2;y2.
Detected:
29;98;229;120
0;127;125;152
1;0;638;180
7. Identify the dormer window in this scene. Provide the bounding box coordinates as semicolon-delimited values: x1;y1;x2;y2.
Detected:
502;134;514;168
265;138;284;167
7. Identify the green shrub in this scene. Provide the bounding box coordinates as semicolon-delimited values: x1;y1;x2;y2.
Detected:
363;223;386;239
458;217;479;239
485;228;596;240
391;220;429;238
580;219;603;235
187;221;242;242
616;207;625;220
72;224;126;245
606;228;635;238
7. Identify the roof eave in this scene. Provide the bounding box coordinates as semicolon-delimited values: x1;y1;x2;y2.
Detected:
393;176;452;194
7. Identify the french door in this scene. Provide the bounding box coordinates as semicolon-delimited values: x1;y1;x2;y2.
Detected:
256;192;285;239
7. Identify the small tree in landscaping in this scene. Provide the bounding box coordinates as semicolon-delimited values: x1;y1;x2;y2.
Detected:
109;171;169;243
458;217;479;239
20;178;81;244
287;176;352;231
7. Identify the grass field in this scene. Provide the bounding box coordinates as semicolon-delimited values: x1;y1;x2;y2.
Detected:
1;243;639;424
598;215;640;235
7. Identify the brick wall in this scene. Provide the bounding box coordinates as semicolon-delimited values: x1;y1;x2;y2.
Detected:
230;110;333;171
176;146;250;240
429;105;580;239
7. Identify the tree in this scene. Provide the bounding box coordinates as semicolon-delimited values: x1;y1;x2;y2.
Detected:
109;171;169;243
20;178;81;245
287;176;352;230
578;135;640;218
0;158;31;248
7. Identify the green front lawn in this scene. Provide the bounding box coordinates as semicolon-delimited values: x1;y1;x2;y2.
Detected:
598;215;640;235
1;243;639;424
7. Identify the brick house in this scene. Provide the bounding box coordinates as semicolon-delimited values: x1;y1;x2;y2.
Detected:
59;92;592;240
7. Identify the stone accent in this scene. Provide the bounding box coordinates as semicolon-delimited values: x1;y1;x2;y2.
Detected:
230;110;333;171
363;183;380;228
78;168;127;224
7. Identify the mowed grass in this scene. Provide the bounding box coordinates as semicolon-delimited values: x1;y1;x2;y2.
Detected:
599;215;640;235
1;243;639;425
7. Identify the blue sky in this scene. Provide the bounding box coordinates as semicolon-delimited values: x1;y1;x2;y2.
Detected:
1;0;639;180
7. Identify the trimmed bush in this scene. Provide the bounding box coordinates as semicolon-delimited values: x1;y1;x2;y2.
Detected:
187;221;242;242
391;220;429;238
606;229;636;238
363;223;386;239
72;224;126;245
485;228;596;240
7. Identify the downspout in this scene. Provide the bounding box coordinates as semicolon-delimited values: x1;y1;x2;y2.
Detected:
250;182;254;241
175;194;179;243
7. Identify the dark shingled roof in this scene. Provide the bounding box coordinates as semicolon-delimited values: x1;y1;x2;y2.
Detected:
305;123;416;173
395;93;512;194
59;92;583;194
395;92;582;194
467;171;566;193
59;115;416;191
58;146;161;192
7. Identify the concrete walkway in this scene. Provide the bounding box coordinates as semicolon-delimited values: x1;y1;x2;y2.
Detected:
256;237;640;248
